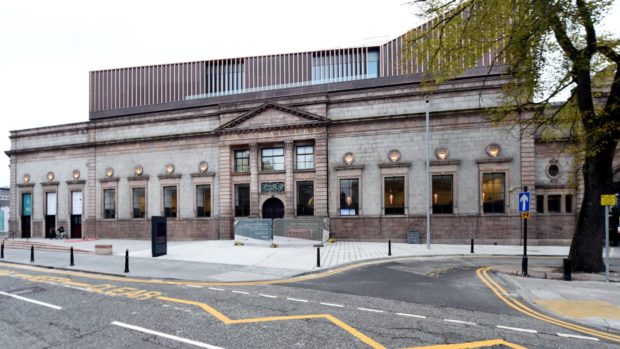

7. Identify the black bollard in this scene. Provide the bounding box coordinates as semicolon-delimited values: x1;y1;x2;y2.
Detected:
563;258;571;281
30;245;34;262
471;239;474;254
522;257;528;277
1;242;4;259
316;247;320;268
388;240;392;256
124;249;129;273
70;247;75;267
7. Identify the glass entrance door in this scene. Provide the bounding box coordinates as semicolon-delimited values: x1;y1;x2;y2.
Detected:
21;193;32;238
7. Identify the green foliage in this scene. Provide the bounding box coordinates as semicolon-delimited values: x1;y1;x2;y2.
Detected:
405;0;619;161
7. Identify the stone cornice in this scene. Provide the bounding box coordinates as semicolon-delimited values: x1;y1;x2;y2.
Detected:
333;165;365;171
65;180;86;185
41;181;60;187
430;160;461;166
99;177;120;183
190;172;216;178
475;157;513;164
158;174;182;180
127;176;150;181
378;162;412;168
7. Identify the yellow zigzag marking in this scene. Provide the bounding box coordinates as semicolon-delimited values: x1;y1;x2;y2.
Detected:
157;296;386;349
477;267;620;343
404;338;527;349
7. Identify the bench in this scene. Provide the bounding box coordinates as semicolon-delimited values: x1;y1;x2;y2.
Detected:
95;244;113;255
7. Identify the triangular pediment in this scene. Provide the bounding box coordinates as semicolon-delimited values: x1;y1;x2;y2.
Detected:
216;103;329;133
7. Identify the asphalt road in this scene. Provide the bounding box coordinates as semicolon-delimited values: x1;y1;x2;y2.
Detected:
0;257;618;349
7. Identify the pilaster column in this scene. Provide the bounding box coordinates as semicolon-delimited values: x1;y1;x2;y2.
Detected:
249;143;259;217
284;141;295;217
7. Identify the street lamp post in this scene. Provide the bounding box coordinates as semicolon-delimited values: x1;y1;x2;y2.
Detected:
425;99;431;249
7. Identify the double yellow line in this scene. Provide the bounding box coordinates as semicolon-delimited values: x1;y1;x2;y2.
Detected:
476;267;620;343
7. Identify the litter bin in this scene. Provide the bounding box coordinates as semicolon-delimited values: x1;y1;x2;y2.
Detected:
407;230;420;244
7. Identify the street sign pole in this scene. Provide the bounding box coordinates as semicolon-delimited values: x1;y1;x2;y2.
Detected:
522;186;528;277
601;194;617;283
605;204;610;283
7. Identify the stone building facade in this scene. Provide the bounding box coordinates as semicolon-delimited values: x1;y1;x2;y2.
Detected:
6;28;588;244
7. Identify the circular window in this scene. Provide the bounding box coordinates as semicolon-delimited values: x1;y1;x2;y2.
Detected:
547;163;560;178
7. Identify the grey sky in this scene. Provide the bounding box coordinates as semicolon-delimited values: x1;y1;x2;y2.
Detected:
1;0;618;187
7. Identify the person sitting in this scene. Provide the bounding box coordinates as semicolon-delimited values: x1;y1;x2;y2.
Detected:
57;226;65;239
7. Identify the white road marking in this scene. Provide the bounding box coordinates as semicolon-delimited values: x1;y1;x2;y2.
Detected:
357;307;384;313
0;291;62;310
111;321;224;349
496;325;537;333
320;302;344;308
557;333;599;341
396;313;427;319
208;287;225;291
443;319;476;325
259;294;277;298
186;285;202;288
231;290;249;295
286;298;308;303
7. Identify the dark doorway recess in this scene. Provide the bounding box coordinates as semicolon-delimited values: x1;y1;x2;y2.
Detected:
262;198;284;220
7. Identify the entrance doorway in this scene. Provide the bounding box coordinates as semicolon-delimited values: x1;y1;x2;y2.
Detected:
21;192;32;238
45;192;57;238
71;191;83;239
262;198;284;219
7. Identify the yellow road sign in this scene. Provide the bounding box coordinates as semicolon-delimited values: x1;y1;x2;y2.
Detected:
521;212;530;219
601;194;617;206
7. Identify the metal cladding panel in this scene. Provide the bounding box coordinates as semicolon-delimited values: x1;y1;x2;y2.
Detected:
89;20;497;116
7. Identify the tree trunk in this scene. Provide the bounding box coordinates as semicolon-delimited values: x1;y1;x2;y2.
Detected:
569;146;615;272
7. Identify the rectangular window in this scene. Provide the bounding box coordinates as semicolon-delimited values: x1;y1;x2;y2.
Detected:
384;176;405;215
367;48;379;78
565;194;573;213
296;145;314;170
71;191;83;215
132;188;146;218
46;192;57;215
235;184;250;217
548;194;561;213
339;179;359;216
103;189;116;219
297;181;314;216
234;150;250;173
163;186;177;218
432;175;453;214
536;195;545;213
482;173;505;213
196;185;211;217
262;147;284;171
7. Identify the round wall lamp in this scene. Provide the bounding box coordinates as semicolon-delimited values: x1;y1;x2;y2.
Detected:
486;144;501;158
47;171;55;182
105;167;114;177
134;165;144;176
72;170;80;180
23;174;30;183
343;152;355;166
388;149;401;163
165;163;175;175
199;161;208;173
435;147;449;161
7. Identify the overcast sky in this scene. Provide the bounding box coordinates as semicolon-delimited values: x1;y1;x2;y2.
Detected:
0;0;618;187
